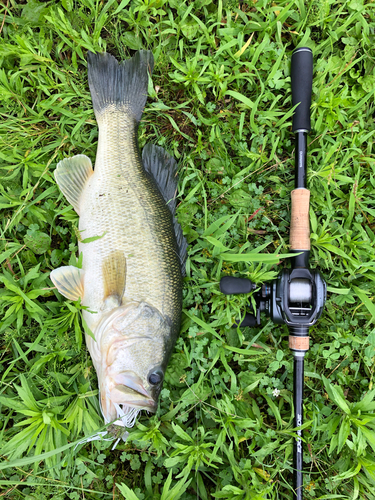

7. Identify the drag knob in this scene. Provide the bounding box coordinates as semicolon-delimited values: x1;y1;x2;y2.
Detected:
220;276;256;295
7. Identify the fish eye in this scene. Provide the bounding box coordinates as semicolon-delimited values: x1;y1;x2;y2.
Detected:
148;370;163;385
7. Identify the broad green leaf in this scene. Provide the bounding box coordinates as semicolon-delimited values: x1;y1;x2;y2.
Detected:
226;90;254;109
221;252;296;263
322;376;351;415
171;423;193;443
14;375;39;412
352;286;375;323
183;310;223;341
116;483;142;500
337;417;351;452
81;231;107;244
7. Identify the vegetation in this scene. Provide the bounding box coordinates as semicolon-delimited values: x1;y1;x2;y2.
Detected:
1;0;375;498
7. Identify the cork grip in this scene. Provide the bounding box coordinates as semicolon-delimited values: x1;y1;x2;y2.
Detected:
290;188;310;250
289;336;309;351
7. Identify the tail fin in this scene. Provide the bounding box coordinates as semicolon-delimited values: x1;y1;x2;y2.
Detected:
87;50;154;121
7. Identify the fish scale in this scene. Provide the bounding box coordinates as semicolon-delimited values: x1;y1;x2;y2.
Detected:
50;50;186;431
79;112;180;327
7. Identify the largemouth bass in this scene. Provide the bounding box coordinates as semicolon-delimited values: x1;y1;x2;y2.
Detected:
50;51;186;431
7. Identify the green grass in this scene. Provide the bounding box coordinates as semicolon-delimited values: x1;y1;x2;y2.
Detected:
1;0;375;498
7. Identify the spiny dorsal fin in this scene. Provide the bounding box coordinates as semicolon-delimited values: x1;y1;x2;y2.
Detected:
102;251;126;309
50;266;84;301
87;51;154;122
54;155;93;214
142;143;187;275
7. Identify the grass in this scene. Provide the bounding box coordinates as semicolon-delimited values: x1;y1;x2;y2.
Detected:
1;0;375;498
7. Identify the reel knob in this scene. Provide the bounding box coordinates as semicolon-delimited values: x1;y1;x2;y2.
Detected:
236;313;258;328
220;277;256;295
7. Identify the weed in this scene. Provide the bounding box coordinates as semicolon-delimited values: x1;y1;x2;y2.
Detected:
1;0;375;498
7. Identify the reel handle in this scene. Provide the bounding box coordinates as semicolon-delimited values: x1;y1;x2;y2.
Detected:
220;277;260;327
236;313;258;328
291;48;313;133
220;276;256;295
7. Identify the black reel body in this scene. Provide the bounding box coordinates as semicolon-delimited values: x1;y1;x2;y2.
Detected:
267;268;326;330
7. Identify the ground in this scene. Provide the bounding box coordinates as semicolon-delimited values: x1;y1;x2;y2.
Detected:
1;1;375;499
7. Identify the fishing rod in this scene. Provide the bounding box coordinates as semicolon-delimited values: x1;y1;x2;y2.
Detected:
220;48;327;499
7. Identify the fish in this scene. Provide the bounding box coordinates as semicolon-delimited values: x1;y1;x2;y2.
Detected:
50;50;187;432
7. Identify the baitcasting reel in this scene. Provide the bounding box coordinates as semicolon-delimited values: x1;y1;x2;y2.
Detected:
220;260;326;338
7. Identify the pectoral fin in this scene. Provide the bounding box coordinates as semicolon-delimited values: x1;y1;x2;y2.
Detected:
54;155;93;214
50;266;84;301
102;251;126;309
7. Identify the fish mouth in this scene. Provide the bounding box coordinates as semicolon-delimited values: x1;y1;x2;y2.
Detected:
110;371;156;412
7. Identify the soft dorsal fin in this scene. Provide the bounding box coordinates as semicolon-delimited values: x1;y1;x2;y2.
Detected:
142;144;187;274
142;144;178;213
50;266;84;301
102;251;126;311
54;155;93;214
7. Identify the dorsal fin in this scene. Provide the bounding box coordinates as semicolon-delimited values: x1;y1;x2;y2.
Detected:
142;144;187;274
174;222;188;276
142;143;178;212
54;155;93;214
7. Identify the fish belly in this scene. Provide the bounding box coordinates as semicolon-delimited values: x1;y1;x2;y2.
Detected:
78;111;182;341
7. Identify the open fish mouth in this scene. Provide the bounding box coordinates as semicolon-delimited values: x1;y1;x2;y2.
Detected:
109;371;157;426
111;387;156;428
112;385;156;409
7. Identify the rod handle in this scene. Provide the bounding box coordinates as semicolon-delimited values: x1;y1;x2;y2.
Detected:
290;189;310;251
291;48;313;133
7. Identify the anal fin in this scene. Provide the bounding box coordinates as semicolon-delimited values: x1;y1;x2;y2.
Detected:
50;266;84;301
54;155;93;214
